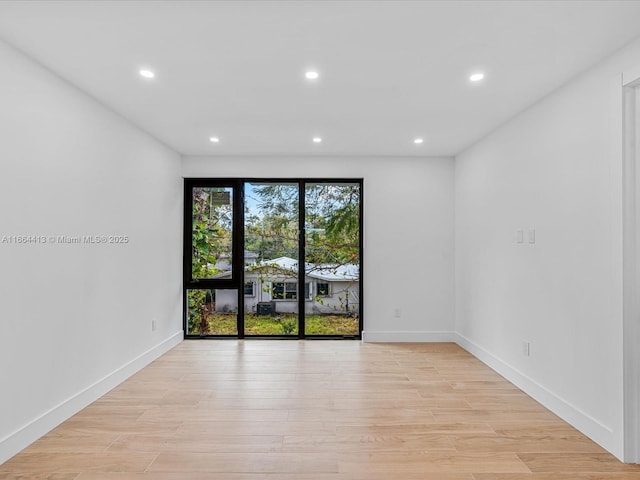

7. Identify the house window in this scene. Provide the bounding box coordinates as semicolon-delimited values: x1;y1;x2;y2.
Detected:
244;281;254;296
272;282;311;300
272;282;293;300
316;282;330;297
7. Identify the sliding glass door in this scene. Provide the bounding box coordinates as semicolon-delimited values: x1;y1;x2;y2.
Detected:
183;178;362;339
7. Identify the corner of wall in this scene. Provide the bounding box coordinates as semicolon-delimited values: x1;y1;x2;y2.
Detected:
0;332;183;465
454;333;622;460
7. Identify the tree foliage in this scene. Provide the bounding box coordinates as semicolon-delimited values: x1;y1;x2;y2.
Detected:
245;184;299;262
245;183;360;269
191;187;232;278
304;183;360;267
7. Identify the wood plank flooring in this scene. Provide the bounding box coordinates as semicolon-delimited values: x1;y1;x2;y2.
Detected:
2;341;639;479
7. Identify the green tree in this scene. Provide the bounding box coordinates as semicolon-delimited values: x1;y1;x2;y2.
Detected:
245;184;299;261
246;183;360;267
304;184;360;268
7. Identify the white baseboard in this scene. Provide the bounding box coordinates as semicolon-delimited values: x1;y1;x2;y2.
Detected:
0;331;183;465
362;330;458;343
454;332;619;459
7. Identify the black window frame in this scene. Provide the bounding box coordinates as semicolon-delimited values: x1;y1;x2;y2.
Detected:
184;179;243;289
184;179;245;337
183;178;363;339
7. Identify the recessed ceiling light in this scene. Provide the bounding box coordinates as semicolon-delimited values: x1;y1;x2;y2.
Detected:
414;138;424;144
139;69;155;79
209;137;220;143
469;72;485;82
313;137;322;143
305;71;319;80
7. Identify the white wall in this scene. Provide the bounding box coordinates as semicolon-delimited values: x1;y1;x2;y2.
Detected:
455;37;640;460
0;40;183;463
182;155;455;342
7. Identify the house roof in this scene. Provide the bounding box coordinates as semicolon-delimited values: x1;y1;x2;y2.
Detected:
214;256;359;282
218;250;258;260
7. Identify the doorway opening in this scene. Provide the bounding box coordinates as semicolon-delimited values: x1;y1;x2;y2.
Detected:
183;178;363;339
623;76;640;463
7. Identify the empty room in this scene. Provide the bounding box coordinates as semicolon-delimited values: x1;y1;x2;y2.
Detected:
2;0;640;478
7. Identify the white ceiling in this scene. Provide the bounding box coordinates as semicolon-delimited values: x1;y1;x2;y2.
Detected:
1;0;640;157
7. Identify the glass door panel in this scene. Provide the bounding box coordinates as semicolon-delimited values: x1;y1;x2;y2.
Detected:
304;183;361;335
243;182;299;336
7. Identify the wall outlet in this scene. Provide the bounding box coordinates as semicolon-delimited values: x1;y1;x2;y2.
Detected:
529;229;536;244
522;341;530;357
393;308;401;318
516;229;524;244
151;318;157;332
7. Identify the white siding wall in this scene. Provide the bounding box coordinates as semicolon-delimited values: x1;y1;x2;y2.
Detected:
215;277;359;315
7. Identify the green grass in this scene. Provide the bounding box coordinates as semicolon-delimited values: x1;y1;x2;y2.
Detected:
189;313;359;336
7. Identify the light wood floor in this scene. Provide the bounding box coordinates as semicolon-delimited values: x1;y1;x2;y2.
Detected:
2;341;640;479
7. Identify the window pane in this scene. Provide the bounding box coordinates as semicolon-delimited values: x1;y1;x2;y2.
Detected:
272;282;284;299
284;282;296;300
317;282;330;296
191;187;233;280
186;289;238;335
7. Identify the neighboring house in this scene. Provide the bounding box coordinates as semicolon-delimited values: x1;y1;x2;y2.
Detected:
214;256;359;315
214;250;258;272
